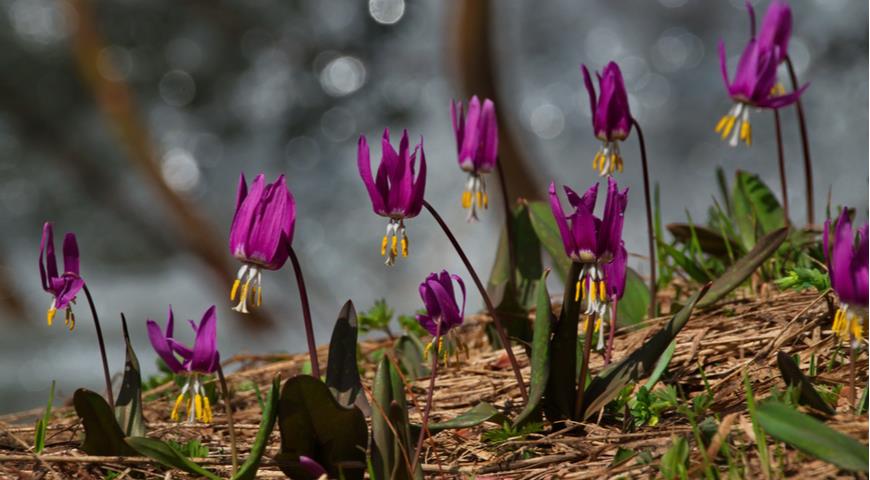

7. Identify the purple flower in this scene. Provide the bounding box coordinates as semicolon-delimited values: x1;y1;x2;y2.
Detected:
39;222;84;330
602;244;628;302
229;173;296;313
581;62;632;176
824;208;868;346
451;96;498;221
358;129;427;265
415;271;466;339
715;1;807;147
147;305;220;423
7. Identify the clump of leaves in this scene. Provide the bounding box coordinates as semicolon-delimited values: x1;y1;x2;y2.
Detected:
398;311;428;338
238;380;266;412
775;267;830;292
166;439;209;458
33;380;55;454
659;436;689;480
482;421;544;444
630;385;679;428
358;299;394;337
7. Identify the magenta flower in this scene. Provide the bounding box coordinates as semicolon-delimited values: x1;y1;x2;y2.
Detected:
451;96;498;221
715;1;807;146
581;62;632;176
39;222;84;330
416;271;466;352
229;173;296;313
358;129;427;265
824;208;868;346
147;305;220;423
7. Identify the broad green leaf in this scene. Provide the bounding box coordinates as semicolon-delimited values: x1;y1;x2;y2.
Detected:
115;315;144;437
643;340;676;391
387;400;420;480
545;262;582;421
732;170;785;249
661;243;711;283
667;223;743;259
234;376;281;480
756;401;869;472
527;201;572;281
412;403;505;436
33;380;55;454
394;334;429;381
487;203;542;309
697;227;789;308
514;270;553;427
276;375;367;480
617;268;651;327
715;166;732;216
580;285;709;419
371;357;417;480
125;437;221;480
775;352;835;416
325;301;368;413
73;388;137;456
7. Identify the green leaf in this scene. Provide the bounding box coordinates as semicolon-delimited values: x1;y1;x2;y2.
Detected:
661;243;711;283
326;300;367;412
732;171;785;249
73;388;137;456
115;315;144;437
643;340;676;391
416;402;505;434
233;376;281;480
527;201;572;281
394;334;429;381
545;262;582;421
775;352;835;416
617;268;651;327
33;380;55;454
756;401;869;472
667;223;742;259
514;270;553;426
487;203;543;309
611;447;636;467
125;437;221;480
276;375;367;480
660;436;689;480
580;285;709;419
697;227;789;308
371;356;416;480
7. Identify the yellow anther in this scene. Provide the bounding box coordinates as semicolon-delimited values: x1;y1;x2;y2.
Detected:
256;286;262;307
170;393;185;421
203;396;212;423
461;191;472;209
617;156;624;173
714;115;729;133
610;153;617;173
599;280;606;302
592;152;600;170
482;192;489;209
423;340;433;360
381;235;388;256
401;236;408;257
47;307;56;326
575;280;582;301
238;283;249;306
740;120;752;146
194;394;203;421
66;310;75;331
230;279;241;301
390;235;398;257
589;280;597;302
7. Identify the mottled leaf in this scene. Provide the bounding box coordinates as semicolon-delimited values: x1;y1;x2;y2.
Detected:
545;262;582;421
732;170;785;250
74;388;137;456
326;300;368;413
775;352;835;416
234;376;281;480
514;270;553;426
394;334;429;381
667;223;742;259
126;437;221;480
617;268;651;327
115;315;144;437
371;357;416;480
527;201;572;281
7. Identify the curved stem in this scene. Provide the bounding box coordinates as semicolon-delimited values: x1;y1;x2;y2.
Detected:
773;109;791;225
784;55;815;226
573;312;597;419
81;283;114;410
411;319;442;472
495;160;517;278
216;365;238;475
288;246;320;379
423;200;528;402
631;119;657;318
605;299;617;366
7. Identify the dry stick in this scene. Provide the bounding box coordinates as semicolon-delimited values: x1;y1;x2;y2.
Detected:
288;245;321;379
216;365;238;476
631;119;657;318
773;109;791;225
412;319;442;472
422;200;528;402
573;313;597;419
784;55;815;226
495;159;517;278
82;283;114;410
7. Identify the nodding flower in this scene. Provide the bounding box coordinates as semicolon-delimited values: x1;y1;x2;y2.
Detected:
358;129;427;266
715;0;807;147
824;208;868;348
549;177;628;321
147;305;220;423
451;96;498;222
416;270;466;360
39;222;84;330
229;173;296;313
581;62;632;176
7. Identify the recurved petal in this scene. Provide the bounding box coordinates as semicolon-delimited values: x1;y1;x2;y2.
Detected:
459;96;482;168
235;173;248;214
407;137;427;217
759;0;791;55
39;222;58;291
427;279;462;331
480;98;499;170
718;41;731;90
450;99;464;155
580;64;598;119
229;174;266;258
604;243;628;300
548;183;576;258
245;177;292;269
147;319;184;373
190;305;219;373
357;135;386;215
62;233;80;275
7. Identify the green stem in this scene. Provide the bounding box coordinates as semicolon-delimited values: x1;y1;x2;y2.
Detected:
773;109;790;225
82;283;114;410
216;365;238;475
411;319;442;472
288;246;320;379
631;119;657;318
784;55;815;226
573;311;597;420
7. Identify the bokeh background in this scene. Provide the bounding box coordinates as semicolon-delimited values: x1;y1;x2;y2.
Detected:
0;0;866;412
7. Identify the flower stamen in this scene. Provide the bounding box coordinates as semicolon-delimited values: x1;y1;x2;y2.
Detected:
462;174;488;222
231;264;261;313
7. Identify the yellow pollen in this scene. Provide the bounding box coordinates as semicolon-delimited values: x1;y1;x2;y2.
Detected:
740;120;752;146
717;115;736;139
255;286;262;307
66;310;75;331
482;192;489;209
194;394;203;421
599;280;606;302
390;235;398;257
461;191;472;209
203;396;212;423
238;282;249;306
475;191;482;208
714;115;729;133
47;307;56;326
381;235;388;256
617;156;624;173
170;393;185;421
576;280;583;302
230;279;241;301
589;280;597;302
401;236;408;257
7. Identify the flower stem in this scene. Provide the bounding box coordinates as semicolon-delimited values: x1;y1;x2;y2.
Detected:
773;109;791;225
423;200;528;402
216;365;238;475
573;312;597;419
605;299;617;366
412;319;442;472
495;160;517;278
81;283;114;410
288;246;321;379
849;335;856;412
631;119;657;318
784;55;815;226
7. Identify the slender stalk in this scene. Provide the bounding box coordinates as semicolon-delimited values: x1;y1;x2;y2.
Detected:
423;200;528;402
773;109;791;225
411;319;442;472
288;246;320;379
605;299;617;365
784;55;815;226
573;313;597;419
631;119;657;318
849;335;856;412
495;160;517;278
81;283;114;410
216;365;238;475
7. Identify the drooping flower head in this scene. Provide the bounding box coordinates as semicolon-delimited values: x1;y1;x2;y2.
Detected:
358;129;427;265
715;1;807;146
147;305;220;423
824;208;868;346
229;173;296;313
581;62;632;176
549;177;628;319
451;96;498;221
39;222;84;330
416;271;466;358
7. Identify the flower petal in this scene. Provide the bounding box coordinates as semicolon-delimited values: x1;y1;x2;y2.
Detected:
357;135;386;215
230;174;266;259
39;222;58;292
62;233;80;276
190;305;219;373
147;318;184;373
548;182;576;258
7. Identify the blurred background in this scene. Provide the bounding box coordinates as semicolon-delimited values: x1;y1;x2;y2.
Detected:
0;0;866;412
